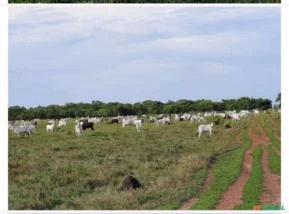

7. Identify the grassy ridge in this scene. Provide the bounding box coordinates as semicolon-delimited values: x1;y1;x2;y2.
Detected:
9;119;241;209
190;120;250;210
190;147;244;210
9;0;281;3
257;113;281;149
256;113;281;175
235;145;262;210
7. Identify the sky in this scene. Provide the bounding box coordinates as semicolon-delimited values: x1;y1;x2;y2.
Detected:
8;6;281;107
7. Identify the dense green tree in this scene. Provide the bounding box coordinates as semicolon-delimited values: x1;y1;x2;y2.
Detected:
275;93;281;108
8;97;273;120
9;0;280;3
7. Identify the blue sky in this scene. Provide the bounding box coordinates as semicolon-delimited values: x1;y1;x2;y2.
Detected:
9;7;280;107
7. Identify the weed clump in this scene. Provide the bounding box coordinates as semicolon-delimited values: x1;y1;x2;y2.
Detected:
119;175;142;191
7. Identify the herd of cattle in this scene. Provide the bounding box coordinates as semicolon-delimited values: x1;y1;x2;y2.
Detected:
8;109;273;138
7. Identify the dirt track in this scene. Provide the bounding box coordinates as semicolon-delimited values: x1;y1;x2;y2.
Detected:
215;130;259;210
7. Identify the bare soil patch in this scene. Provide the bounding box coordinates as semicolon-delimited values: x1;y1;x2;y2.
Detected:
215;133;256;210
179;168;213;210
260;147;281;205
272;145;281;157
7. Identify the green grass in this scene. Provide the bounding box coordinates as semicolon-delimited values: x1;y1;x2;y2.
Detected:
235;145;262;210
240;128;252;150
268;145;281;175
267;129;281;150
8;0;281;3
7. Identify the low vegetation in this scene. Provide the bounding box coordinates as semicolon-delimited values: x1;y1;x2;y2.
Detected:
256;113;281;175
190;123;250;210
9;111;281;210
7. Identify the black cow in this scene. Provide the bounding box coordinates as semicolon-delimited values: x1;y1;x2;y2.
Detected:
109;118;119;124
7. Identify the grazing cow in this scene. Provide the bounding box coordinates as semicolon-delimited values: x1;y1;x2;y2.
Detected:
75;122;82;136
198;123;214;138
133;119;143;132
58;118;67;127
122;118;135;127
109;118;119;124
180;113;191;121
12;124;35;136
174;114;180;122
155;116;170;126
232;114;240;121
82;121;94;131
8;121;15;131
197;116;206;123
46;121;55;133
88;117;102;124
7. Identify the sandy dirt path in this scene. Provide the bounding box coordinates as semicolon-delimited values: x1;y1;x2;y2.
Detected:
179;168;213;210
215;131;258;210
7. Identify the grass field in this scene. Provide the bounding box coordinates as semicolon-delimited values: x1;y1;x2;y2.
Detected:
8;113;280;210
235;145;262;210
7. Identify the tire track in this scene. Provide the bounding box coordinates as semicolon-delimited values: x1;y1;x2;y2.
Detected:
215;133;257;210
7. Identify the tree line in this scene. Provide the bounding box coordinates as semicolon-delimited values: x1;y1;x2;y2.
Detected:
9;97;274;120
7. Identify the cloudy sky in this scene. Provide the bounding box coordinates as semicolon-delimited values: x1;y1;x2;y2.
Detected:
9;6;280;107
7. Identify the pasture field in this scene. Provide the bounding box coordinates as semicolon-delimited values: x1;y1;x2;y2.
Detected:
8;112;281;210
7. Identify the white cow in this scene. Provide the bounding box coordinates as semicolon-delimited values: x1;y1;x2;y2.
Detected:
88;117;102;124
133;119;143;132
197;116;206;123
198;123;214;138
11;124;35;136
46;121;55;133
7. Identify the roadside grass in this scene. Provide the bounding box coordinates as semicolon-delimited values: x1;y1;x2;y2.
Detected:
9;119;242;210
257;113;281;150
235;145;262;210
267;129;281;150
268;145;281;175
255;113;281;175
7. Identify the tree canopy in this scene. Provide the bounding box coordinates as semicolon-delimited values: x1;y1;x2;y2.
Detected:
9;0;280;3
275;92;281;108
